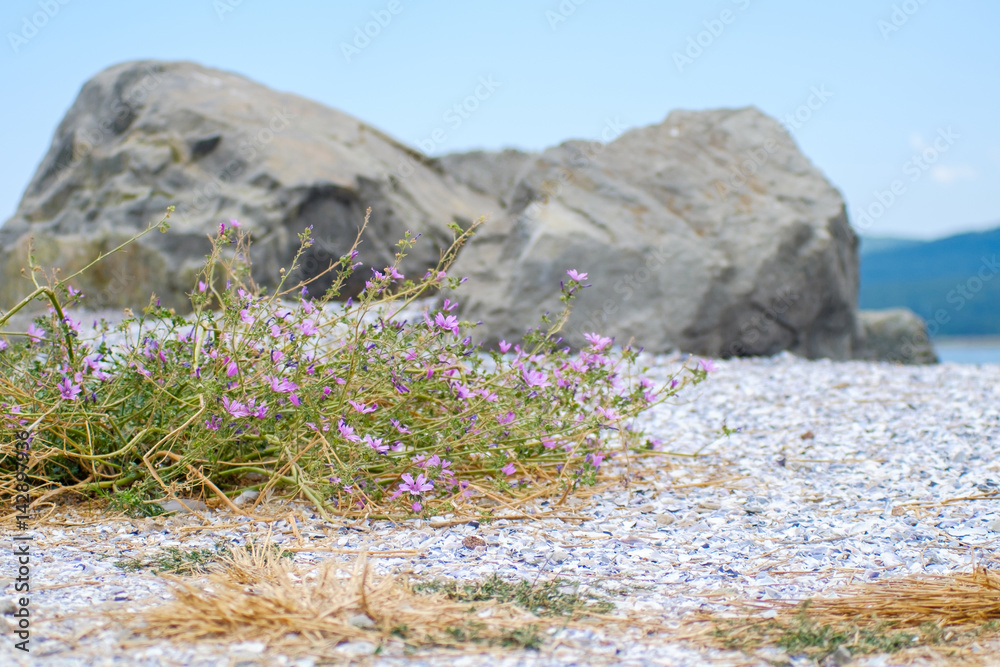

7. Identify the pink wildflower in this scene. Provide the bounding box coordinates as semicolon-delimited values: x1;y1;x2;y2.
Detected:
364;435;388;454
26;323;45;341
337;419;361;442
501;462;516;476
522;369;551;388
399;473;434;496
222;396;250;418
58;376;82;401
583;333;613;351
566;269;588;281
267;376;298;393
348;400;377;414
698;358;719;373
434;312;460;335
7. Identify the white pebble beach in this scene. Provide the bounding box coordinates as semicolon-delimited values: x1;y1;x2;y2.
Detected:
2;352;998;665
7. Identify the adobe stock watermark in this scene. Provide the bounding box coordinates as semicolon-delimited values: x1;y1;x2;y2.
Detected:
714;85;833;199
7;0;72;54
11;428;34;653
340;1;403;63
673;0;752;74
522;117;629;222
895;253;998;362
40;65;164;186
393;76;502;179
852;126;958;233
878;0;930;39
174;106;296;223
213;0;246;22
546;0;587;31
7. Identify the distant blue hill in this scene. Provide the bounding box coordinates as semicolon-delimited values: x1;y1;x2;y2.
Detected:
858;226;1000;336
859;236;924;257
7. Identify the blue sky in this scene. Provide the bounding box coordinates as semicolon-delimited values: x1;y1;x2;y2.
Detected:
2;0;997;239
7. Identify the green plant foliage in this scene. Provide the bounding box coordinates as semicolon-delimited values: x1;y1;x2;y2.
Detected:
0;209;708;517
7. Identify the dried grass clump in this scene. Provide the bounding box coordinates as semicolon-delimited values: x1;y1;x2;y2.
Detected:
701;567;1000;662
122;539;565;657
784;567;1000;629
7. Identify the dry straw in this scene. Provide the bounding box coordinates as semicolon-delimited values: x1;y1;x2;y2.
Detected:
695;564;1000;661
116;537;611;658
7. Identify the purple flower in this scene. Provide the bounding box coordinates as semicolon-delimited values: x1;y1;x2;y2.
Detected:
501;462;516;476
67;285;81;297
63;317;80;333
411;501;423;512
0;340;7;352
399;473;434;496
597;406;620;421
566;269;588;281
698;358;719;373
297;319;318;336
219;221;226;235
267;375;298;393
442;299;458;312
26;323;46;341
498;340;511;353
587;452;606;468
583;333;613;351
389;266;404;280
58;376;82;401
204;415;222;431
434;312;460;335
348;400;377;414
390;418;411;434
198;281;208;293
452;382;473;399
288;393;301;407
226;360;239;377
247;397;267;417
337;419;361;442
240;309;255;325
222;396;250;418
230;218;242;228
497;411;515;425
323;386;332;398
522;369;551;388
364;435;388;454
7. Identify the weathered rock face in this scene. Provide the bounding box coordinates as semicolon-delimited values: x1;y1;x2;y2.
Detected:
2;66;871;362
441;107;861;359
855;309;938;364
0;60;496;311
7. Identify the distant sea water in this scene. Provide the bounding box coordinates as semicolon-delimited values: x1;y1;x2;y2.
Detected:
932;337;1000;364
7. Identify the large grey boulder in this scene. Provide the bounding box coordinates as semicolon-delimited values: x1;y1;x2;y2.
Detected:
855;309;938;364
0;60;497;311
441;107;861;359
